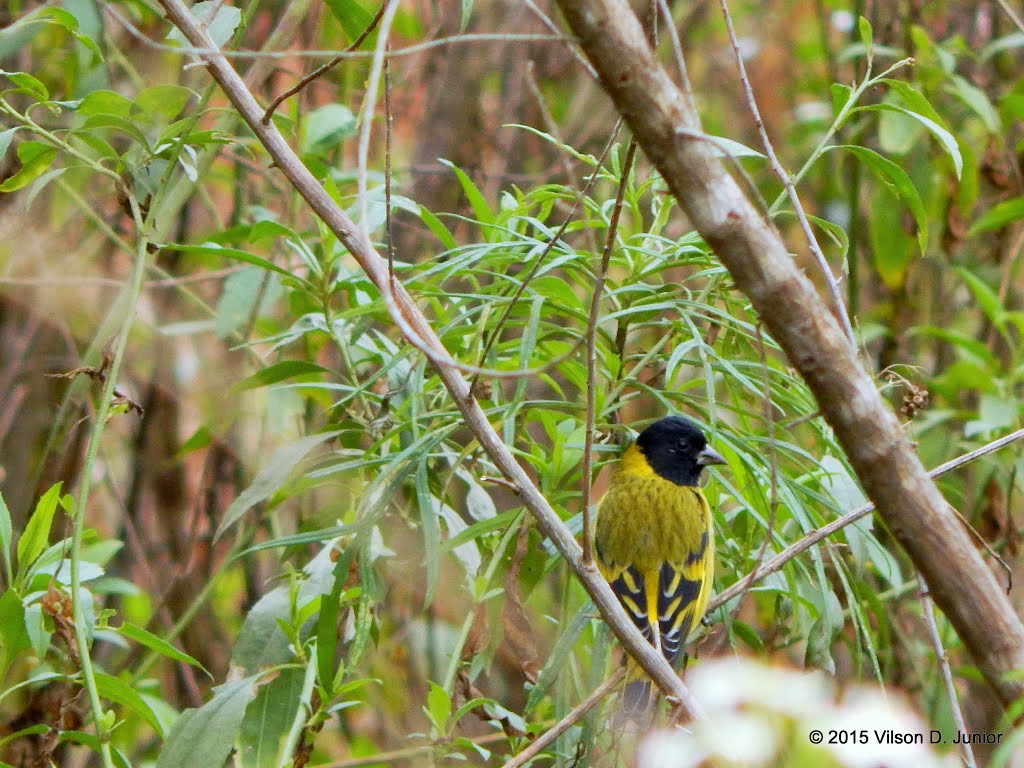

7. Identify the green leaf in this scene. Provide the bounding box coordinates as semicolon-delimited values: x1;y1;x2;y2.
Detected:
965;394;1019;438
0;70;48;101
0;493;12;584
167;1;242;49
968;196;1024;236
459;0;473;32
956;267;1004;327
858;16;873;63
316;546;356;695
731;620;764;651
949;75;1001;134
233;523;362;559
77;90;133;118
525;604;590;713
81;113;150;148
94;672;165;736
216;431;341;539
136;85;194;122
156;675;261;768
703;134;765;159
16;483;63;583
830;144;927;254
231;545;338;675
425;681;450;734
214;266;282;339
0;590;31;669
416;206;457;250
301;104;357;155
981;32;1024;61
0;724;49;751
164;243;303;283
324;0;376;44
439;159;494;226
415;461;441;607
879;80;949;128
0;142;57;194
0;128;16;163
247;220;297;242
117;623;208;673
175;426;212;458
236;667;306;768
236;361;333;391
25;167;68;210
441;508;519;552
856;103;963;179
829;83;854;119
866;185;915;291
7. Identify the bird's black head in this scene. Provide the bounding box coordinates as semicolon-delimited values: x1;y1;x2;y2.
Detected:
634;416;726;486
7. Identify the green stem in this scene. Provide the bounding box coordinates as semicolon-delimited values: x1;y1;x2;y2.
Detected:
767;58;913;218
0;99;122;183
68;196;149;768
278;645;320;768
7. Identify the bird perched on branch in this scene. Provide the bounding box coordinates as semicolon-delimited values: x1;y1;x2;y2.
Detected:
595;415;725;718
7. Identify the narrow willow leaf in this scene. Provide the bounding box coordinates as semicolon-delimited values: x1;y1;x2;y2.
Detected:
236;667;306;768
156;675;261;768
830;144;928;255
216;431;340;540
15;482;62;584
117;623;208;674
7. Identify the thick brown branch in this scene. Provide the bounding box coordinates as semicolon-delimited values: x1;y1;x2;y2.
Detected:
554;0;1024;705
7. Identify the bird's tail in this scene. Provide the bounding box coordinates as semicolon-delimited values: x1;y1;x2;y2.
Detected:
612;672;656;728
621;679;653;717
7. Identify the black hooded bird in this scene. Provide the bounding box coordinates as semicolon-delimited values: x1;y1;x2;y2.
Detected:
595;416;725;716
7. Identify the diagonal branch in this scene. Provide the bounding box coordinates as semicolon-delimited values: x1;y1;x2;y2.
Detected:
710;425;1024;613
554;0;1024;706
156;0;703;720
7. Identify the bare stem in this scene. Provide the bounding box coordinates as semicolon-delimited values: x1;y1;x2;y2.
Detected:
500;669;625;768
716;0;855;348
918;574;977;768
581;140;638;565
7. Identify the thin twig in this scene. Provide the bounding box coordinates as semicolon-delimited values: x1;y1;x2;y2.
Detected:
261;3;388;124
520;0;598;78
357;0;401;238
918;574;977;768
500;669;626;768
716;0;855;349
709;426;1024;613
581;139;637;565
524;61;577;187
107;7;564;61
995;0;1024;33
654;0;697;114
322;731;513;768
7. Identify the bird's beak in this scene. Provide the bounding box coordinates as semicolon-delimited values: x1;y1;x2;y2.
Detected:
697;445;727;467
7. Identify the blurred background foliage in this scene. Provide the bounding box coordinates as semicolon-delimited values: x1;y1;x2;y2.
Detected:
0;0;1023;766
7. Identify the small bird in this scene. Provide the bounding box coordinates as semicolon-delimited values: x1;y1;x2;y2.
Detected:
595;415;725;717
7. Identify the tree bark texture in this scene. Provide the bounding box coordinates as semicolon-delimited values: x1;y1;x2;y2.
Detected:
554;0;1024;705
